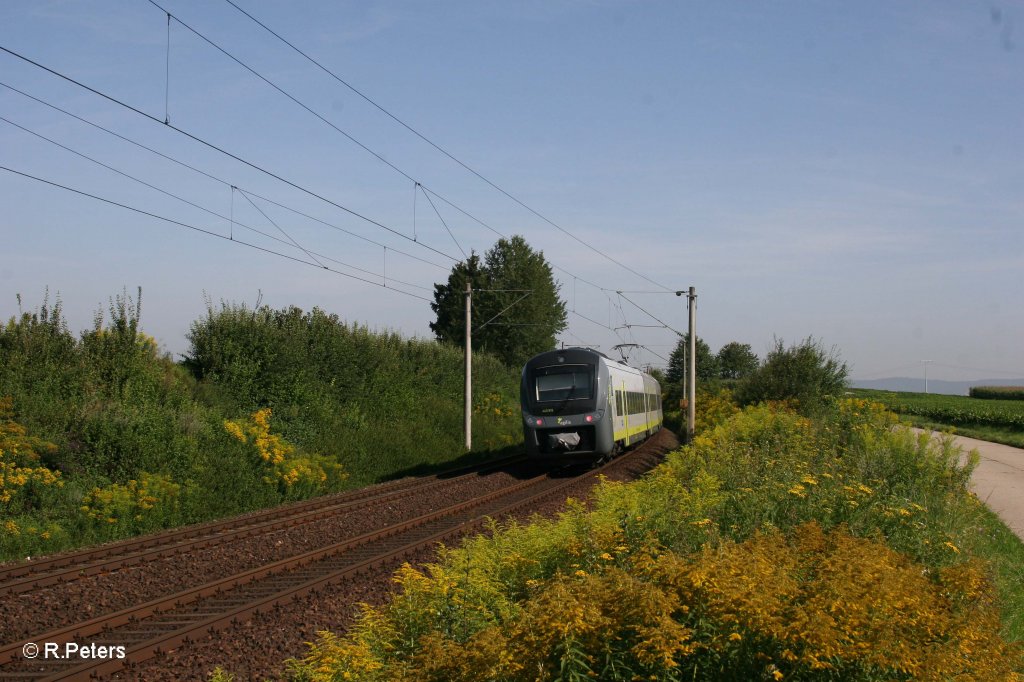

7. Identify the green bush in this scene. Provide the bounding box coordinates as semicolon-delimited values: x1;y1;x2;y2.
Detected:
734;337;848;414
0;291;524;561
183;301;522;485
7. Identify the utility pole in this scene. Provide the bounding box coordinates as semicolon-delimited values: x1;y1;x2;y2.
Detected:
687;286;696;442
921;359;932;394
465;282;472;450
675;287;697;442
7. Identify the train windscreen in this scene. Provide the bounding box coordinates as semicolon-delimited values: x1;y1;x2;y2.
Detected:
534;366;593;402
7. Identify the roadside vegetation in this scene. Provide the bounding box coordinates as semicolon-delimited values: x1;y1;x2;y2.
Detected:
852;388;1024;448
283;344;1024;682
0;290;522;562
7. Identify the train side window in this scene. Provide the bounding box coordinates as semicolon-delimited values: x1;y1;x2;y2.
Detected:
615;391;622;414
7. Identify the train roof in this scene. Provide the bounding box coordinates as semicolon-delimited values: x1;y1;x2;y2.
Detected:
523;347;651;377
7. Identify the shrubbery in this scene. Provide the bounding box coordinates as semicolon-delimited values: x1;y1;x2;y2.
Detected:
184;301;522;482
734;337;848;414
286;397;1022;681
0;291;523;561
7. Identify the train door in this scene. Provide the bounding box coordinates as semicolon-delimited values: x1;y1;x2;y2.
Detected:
615;380;627;443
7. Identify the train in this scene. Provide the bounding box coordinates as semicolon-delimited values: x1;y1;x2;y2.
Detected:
520;347;663;459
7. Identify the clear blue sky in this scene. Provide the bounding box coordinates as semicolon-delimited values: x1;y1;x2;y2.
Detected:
2;1;1021;381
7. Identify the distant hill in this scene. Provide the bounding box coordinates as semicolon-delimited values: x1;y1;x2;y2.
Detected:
850;377;1024;396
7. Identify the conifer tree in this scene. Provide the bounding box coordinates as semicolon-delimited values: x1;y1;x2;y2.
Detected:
430;236;567;368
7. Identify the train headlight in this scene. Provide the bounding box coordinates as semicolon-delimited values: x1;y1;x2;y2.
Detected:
585;414;594;423
536;418;544;426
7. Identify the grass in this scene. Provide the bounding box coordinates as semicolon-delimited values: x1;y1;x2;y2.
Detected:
906;419;1024;449
851;387;1024;448
962;502;1024;642
847;389;1024;640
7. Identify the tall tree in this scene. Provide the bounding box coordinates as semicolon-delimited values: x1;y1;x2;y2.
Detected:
665;333;718;403
430;236;567;368
717;342;759;380
428;253;486;351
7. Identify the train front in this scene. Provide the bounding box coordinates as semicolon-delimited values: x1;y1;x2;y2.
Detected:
520;348;613;458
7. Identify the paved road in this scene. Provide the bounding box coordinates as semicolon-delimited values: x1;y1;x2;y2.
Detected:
919;430;1024;540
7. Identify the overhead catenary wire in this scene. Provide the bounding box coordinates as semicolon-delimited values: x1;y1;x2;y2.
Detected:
163;11;171;124
616;292;685;337
474;292;531;333
2;32;687;355
0;77;671;352
1;41;679;308
0;165;432;301
0;44;461;266
0;79;448;271
149;3;643;299
236;189;327;269
0;114;429;291
419;185;467;259
637;344;670;364
218;0;674;292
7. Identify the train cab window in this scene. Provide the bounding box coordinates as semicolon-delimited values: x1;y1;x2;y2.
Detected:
615;390;623;414
534;366;593;402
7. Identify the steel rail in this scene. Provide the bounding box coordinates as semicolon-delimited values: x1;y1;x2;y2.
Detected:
0;463;551;670
2;442;664;680
0;454;525;592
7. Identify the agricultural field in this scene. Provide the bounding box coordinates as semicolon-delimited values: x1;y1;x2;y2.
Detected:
971;386;1024;400
851;388;1024;448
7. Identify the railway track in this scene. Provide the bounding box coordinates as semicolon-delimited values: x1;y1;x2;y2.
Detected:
0;434;672;681
0;453;526;596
